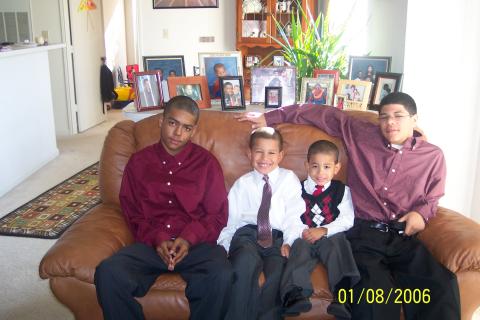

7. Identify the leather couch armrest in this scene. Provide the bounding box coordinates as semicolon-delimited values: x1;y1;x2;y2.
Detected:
39;204;134;284
418;206;480;273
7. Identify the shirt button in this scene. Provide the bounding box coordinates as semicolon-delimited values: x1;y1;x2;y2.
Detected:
162;161;166;165
384;187;388;190
167;182;171;186
168;200;172;204
169;171;173;175
392;169;396;173
166;224;171;229
383;202;387;206
178;162;182;166
399;150;403;154
392;214;396;218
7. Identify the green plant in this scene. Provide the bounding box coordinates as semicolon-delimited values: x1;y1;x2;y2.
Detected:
270;1;348;79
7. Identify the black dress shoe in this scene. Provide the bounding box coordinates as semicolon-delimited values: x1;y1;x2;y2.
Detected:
282;288;312;316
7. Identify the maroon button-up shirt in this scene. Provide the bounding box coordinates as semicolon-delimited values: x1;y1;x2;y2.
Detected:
119;141;228;247
265;105;446;222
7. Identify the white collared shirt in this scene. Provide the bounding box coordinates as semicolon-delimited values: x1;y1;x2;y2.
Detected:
217;167;306;252
304;176;355;236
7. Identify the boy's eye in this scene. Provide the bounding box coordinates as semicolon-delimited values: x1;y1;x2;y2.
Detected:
324;165;331;169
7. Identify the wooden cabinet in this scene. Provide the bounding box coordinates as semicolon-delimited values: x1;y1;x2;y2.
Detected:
236;0;315;100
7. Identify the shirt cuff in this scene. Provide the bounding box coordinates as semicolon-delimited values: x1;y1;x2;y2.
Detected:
265;109;284;126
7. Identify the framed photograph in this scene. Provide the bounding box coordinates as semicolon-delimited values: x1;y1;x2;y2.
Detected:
273;55;285;66
300;77;335;106
133;71;163;112
334;94;345;110
126;64;139;84
348;56;392;84
143;55;186;81
245;55;261;68
220;76;246;111
370;72;403;110
167;76;211;109
153;0;218;9
193;66;200;76
313;69;340;97
251;66;296;105
337;79;372;110
265;86;282;108
198;51;243;99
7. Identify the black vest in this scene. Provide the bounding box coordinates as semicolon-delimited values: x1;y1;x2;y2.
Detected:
301;180;345;228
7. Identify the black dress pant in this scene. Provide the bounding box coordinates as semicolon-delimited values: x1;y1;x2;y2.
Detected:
226;225;286;320
94;242;233;320
346;220;460;320
280;233;360;301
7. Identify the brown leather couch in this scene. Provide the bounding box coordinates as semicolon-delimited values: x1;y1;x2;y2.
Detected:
39;109;480;320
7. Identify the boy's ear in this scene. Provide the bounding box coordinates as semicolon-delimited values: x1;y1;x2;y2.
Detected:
334;162;341;175
278;150;285;162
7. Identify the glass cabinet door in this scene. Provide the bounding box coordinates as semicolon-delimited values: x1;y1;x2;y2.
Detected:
239;0;270;44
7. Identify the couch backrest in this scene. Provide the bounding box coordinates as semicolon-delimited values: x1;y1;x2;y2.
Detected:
99;109;379;206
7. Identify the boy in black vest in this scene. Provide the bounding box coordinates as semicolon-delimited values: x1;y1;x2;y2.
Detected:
280;140;360;319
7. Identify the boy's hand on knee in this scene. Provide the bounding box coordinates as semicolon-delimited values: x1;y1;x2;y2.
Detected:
169;237;190;269
281;244;291;258
398;211;425;235
157;240;174;269
302;227;327;244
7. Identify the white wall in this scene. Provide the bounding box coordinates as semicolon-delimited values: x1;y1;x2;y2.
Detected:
102;0;127;71
136;1;236;74
403;0;480;218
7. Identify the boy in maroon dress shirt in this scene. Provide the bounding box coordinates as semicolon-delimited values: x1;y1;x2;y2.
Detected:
238;92;460;320
94;96;233;320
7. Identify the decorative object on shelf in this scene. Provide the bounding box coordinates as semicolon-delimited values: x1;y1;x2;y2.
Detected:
273;55;285;66
220;76;246;111
198;51;243;99
246;55;261;68
143;55;186;81
126;64;139;84
193;66;200;76
133;71;164;112
78;0;96;11
334;94;345;110
242;0;264;16
167;76;211;109
300;77;334;105
370;72;403;110
348;56;392;84
265;86;282;108
251;66;296;105
313;69;340;98
153;0;218;9
337;79;372;110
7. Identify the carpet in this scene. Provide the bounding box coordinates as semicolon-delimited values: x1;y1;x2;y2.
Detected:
0;162;101;239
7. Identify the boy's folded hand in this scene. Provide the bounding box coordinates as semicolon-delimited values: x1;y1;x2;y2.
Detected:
281;244;291;258
302;227;327;244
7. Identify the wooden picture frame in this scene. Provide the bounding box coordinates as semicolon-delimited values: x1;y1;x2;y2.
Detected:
348;56;392;84
153;0;218;9
265;86;282;108
337;79;372;110
300;77;335;106
167;76;211;109
198;51;243;99
313;69;340;97
134;71;163;112
219;76;246;111
370;72;403;110
250;66;296;105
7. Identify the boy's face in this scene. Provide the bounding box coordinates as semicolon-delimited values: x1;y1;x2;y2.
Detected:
379;103;417;145
215;66;227;77
159;108;197;156
248;138;284;175
305;152;340;186
233;86;240;94
185;85;193;95
224;84;233;95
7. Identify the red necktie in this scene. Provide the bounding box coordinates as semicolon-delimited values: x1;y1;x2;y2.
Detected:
257;175;272;247
313;185;324;197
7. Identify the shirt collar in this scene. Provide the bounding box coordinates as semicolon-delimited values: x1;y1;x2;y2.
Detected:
253;167;280;184
155;140;193;165
305;176;331;194
383;130;423;151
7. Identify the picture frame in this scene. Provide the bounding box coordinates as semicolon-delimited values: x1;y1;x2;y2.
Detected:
334;94;345;110
273;55;285;67
198;51;243;99
300;77;335;106
126;64;139;84
313;69;340;97
337;79;372;110
143;55;186;81
153;0;218;9
219;76;246;111
167;76;211;109
250;66;296;105
348;56;392;84
370;72;403;110
245;55;261;68
133;71;163;112
265;86;282;108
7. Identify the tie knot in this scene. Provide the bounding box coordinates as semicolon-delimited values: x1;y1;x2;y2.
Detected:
263;175;269;183
316;185;324;191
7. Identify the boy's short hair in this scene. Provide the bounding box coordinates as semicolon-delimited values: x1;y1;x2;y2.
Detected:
379;92;417;115
163;96;200;124
307;140;339;163
249;127;283;151
214;63;225;73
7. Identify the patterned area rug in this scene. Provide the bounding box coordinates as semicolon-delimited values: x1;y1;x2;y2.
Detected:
0;162;101;239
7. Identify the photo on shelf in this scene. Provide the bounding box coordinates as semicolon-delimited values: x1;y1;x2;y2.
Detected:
273;55;285;67
167;76;211;109
334;94;345;110
337;79;372;110
370;72;403;110
348;56;392;84
251;66;296;105
133;71;163;112
198;51;243;99
143;55;186;81
300;77;335;106
220;76;246;111
265;86;282;108
313;69;340;97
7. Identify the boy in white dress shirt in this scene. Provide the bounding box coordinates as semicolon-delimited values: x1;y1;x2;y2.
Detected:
217;127;306;320
280;140;360;319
